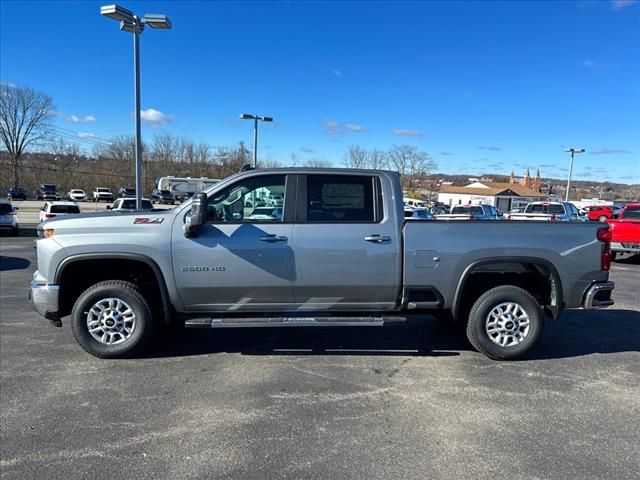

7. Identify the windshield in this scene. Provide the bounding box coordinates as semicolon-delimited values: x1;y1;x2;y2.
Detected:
50;205;80;214
526;204;565;214
97;188;111;192
120;199;152;209
0;204;13;214
452;206;485;215
623;207;640;219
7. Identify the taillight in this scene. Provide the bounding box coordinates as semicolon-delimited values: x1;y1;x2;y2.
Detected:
597;228;612;271
469;214;475;220
45;213;56;218
507;215;512;220
549;215;557;221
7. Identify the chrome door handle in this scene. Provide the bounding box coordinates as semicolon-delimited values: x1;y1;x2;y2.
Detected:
364;235;391;243
260;234;288;242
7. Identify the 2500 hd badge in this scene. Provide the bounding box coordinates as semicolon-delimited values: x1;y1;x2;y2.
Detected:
181;266;226;272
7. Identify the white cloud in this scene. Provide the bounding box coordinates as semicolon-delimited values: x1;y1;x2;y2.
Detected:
589;148;632;155
612;0;637;10
331;68;342;77
77;132;97;139
345;123;365;132
323;120;341;135
140;108;172;126
392;129;423;138
69;114;96;122
0;81;17;88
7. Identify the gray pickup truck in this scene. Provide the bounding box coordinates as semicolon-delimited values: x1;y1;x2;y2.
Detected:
29;168;615;360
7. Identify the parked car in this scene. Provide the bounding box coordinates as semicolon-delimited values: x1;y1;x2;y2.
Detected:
0;199;19;235
404;198;427;209
404;208;433;220
430;205;449;215
118;187;136;198
584;205;614;222
436;204;503;220
151;189;175;205
67;189;87;202
39;201;81;222
30;168;614;360
6;187;27;201
93;187;114;202
611;204;625;218
606;203;640;260
508;201;585;221
36;184;60;201
107;198;154;211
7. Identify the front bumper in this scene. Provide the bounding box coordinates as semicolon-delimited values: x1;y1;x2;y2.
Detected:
582;281;615;309
29;281;61;324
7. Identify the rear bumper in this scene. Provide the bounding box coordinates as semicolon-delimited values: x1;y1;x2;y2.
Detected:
582;281;615;309
29;281;60;322
611;242;640;254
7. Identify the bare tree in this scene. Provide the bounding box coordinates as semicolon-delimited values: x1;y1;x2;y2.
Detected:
368;148;388;170
387;145;437;196
343;145;368;169
0;84;55;186
304;158;333;168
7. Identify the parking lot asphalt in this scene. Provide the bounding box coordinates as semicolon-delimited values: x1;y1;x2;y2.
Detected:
1;237;639;480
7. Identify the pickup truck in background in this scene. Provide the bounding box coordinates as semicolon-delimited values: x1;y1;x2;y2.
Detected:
606;203;640;260
29;168;614;361
93;187;114;202
436;204;503;221
508;201;584;222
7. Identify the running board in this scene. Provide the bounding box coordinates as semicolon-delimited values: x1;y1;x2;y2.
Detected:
184;315;406;329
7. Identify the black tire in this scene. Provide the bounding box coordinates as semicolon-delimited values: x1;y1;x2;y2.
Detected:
466;285;544;360
11;227;18;237
70;280;156;358
611;252;618;262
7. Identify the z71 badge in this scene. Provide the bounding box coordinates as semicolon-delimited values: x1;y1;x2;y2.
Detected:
133;217;164;224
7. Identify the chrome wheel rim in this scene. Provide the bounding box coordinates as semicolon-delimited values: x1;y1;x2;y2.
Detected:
485;302;531;347
86;297;136;345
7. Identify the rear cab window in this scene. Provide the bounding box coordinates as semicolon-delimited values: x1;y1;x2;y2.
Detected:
304;175;380;223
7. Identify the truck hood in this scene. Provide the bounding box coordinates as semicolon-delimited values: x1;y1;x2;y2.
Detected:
39;208;178;235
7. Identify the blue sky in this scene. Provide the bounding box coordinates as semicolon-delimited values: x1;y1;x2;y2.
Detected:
1;0;639;184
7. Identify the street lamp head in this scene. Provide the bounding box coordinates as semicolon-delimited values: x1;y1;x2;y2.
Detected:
101;4;134;22
143;13;172;29
119;20;142;33
240;113;255;120
564;147;586;153
261;116;274;122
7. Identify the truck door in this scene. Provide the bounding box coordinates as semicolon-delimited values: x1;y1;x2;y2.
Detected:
171;174;295;312
291;173;401;311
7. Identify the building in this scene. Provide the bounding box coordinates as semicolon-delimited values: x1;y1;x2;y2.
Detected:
509;169;542;192
438;180;546;212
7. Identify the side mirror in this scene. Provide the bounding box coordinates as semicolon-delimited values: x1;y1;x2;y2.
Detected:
106;205;112;210
184;192;207;237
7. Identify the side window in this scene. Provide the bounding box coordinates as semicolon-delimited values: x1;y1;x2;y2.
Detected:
207;175;286;223
306;175;377;222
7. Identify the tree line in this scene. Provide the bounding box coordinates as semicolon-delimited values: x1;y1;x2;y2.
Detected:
1;83;437;197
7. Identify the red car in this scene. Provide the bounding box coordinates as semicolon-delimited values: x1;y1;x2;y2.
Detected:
584;205;614;222
606;203;640;260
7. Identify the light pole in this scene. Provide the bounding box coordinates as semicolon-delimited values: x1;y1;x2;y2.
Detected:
100;4;172;210
240;114;273;168
564;147;585;201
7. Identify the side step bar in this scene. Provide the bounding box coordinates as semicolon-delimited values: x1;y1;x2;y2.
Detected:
184;316;406;329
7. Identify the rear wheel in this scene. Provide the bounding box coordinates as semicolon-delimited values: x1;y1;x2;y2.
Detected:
598;215;608;222
466;286;544;360
71;280;156;358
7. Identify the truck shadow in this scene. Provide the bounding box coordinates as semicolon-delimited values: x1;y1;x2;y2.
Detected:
146;309;640;360
0;255;31;271
148;317;466;358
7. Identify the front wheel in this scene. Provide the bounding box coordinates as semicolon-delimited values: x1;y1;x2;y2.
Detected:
466;286;544;360
71;280;156;358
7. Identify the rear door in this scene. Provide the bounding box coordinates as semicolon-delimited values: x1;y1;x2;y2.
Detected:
291;173;401;311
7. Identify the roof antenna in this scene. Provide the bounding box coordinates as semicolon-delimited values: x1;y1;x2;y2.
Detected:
240;164;254;172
